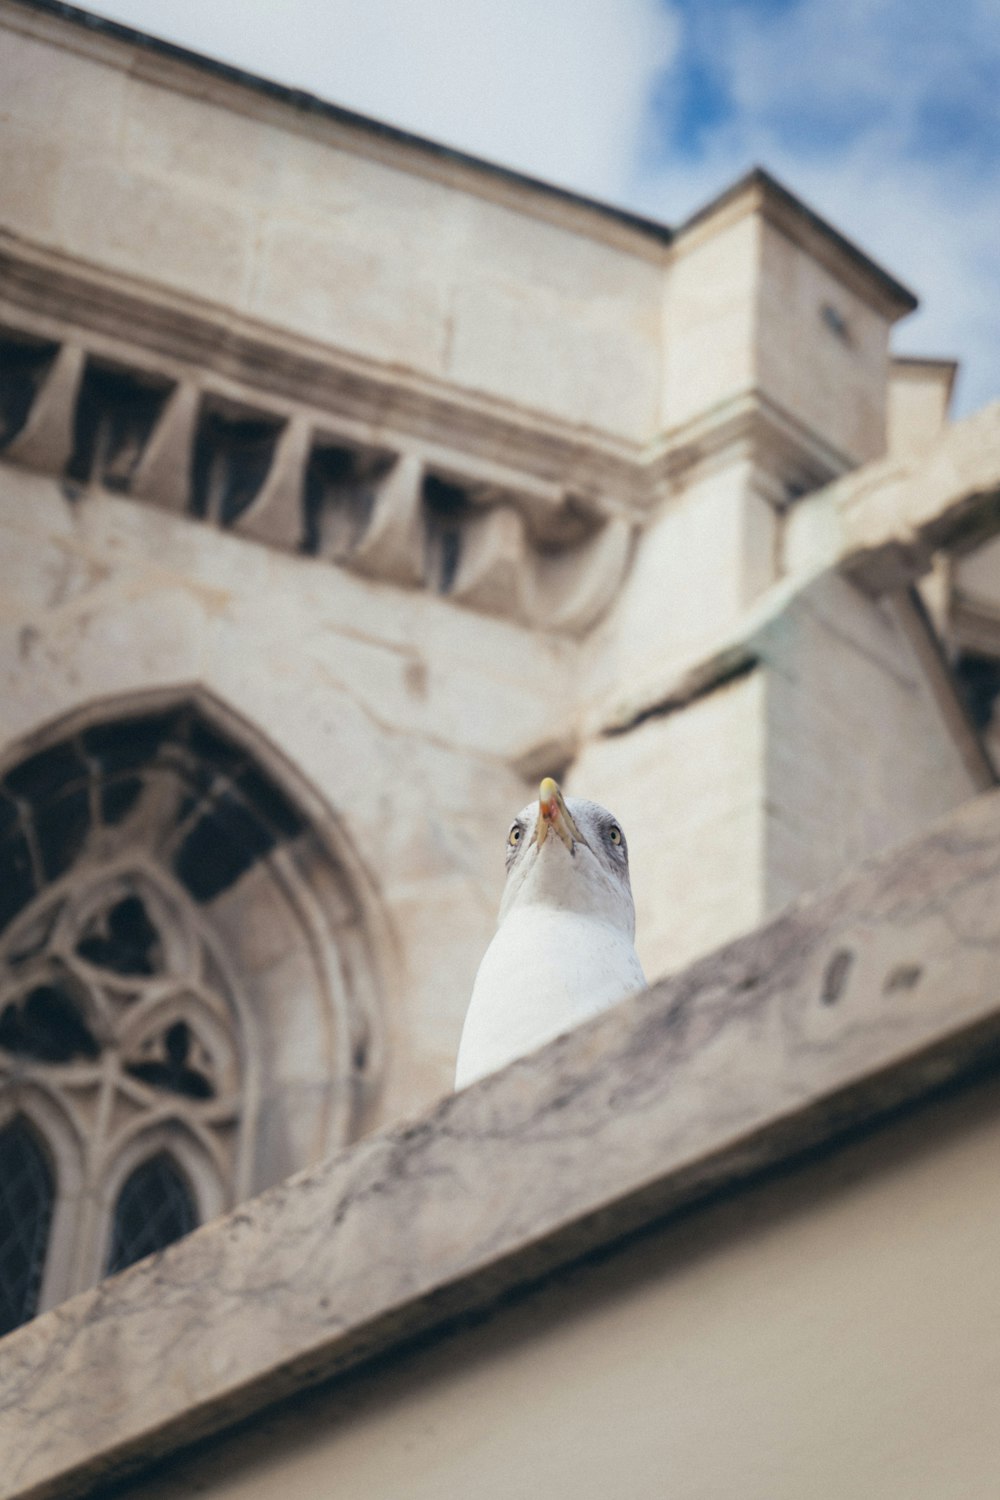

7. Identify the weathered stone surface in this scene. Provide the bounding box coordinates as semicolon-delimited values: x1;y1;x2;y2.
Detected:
0;467;573;1128
580;564;991;975
886;356;956;458
786;400;1000;592
5;786;1000;1500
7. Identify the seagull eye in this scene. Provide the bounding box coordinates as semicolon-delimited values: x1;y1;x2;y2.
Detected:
508;824;522;847
608;825;622;846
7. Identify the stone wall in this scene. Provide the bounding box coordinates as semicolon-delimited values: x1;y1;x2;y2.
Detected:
0;465;573;1132
118;1079;1000;1500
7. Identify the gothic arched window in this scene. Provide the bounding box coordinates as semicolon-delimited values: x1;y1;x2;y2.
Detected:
107;1153;197;1275
0;1118;54;1336
0;691;382;1330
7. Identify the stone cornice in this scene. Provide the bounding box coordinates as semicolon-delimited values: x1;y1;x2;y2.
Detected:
0;231;644;508
643;388;851;504
1;233;850;508
0;234;857;636
4;787;1000;1499
1;0;675;265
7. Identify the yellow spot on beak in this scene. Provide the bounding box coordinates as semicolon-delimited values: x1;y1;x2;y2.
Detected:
536;777;582;852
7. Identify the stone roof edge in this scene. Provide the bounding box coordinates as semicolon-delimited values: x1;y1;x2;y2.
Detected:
5;787;1000;1500
674;167;918;321
2;0;673;260
5;1;917;313
891;355;960;375
891;355;959;404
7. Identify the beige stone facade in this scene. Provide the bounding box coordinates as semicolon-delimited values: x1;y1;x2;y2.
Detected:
1;2;1000;1495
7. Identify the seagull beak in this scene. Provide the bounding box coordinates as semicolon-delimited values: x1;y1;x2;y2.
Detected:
536;777;582;853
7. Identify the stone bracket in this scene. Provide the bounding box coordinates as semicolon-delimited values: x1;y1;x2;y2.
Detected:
3;342;84;476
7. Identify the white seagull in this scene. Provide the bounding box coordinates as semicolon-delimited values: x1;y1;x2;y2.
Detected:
455;777;646;1089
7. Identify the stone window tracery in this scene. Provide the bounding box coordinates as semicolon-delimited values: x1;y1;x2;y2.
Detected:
0;861;244;1321
0;1118;54;1337
0;693;383;1334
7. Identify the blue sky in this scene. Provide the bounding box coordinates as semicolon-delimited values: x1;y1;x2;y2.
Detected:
86;0;1000;416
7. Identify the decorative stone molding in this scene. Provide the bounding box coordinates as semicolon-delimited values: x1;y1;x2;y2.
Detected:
0;311;633;635
0;236;863;636
4;784;1000;1499
0;858;243;1290
0;687;385;1322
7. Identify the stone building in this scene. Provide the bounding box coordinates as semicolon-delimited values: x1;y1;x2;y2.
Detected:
2;2;1000;1496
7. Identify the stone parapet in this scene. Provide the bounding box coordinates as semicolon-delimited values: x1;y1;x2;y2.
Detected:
5;785;1000;1499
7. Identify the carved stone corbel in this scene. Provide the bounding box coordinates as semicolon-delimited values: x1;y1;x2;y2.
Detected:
130;382;201;513
3;342;84;475
232;412;312;550
527;514;634;632
447;504;528;618
347;452;425;586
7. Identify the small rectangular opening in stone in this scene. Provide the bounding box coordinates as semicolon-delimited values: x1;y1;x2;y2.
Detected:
189;398;284;527
300;441;395;558
423;473;476;593
0;328;61;450
66;359;175;491
954;651;1000;732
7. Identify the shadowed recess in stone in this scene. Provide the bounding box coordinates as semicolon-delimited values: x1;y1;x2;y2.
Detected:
65;360;174;492
423;473;474;593
0;1118;54;1338
125;1020;215;1100
0;982;99;1064
190;401;284;527
300;441;393;558
954;652;1000;732
76;894;163;976
531;495;604;552
0;329;60;449
106;1152;197;1276
0;825;36;936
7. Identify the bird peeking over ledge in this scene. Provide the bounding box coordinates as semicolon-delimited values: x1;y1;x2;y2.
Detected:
455;777;647;1089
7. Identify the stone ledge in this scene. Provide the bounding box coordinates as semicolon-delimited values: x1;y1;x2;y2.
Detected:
787;399;1000;593
593;568;996;792
6;788;1000;1499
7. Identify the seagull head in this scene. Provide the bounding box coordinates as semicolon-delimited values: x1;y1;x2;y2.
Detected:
498;777;636;939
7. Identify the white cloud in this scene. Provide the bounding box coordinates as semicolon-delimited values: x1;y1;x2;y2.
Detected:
632;0;1000;415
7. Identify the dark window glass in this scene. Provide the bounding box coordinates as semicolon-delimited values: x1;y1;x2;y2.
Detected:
0;1119;54;1336
0;983;99;1064
106;1153;198;1275
76;894;162;976
125;1021;215;1099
